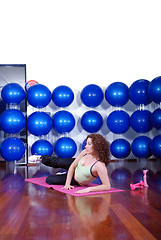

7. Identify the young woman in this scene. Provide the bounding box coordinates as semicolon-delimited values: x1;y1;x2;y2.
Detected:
40;134;111;194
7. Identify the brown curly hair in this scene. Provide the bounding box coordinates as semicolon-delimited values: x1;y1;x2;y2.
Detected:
85;134;110;165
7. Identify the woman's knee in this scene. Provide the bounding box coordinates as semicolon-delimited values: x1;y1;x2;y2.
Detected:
46;175;56;185
46;174;67;185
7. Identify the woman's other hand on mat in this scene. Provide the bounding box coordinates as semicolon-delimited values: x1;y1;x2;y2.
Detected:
62;185;74;190
75;187;91;194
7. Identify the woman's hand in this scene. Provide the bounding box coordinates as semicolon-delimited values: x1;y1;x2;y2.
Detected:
37;156;42;161
62;185;74;190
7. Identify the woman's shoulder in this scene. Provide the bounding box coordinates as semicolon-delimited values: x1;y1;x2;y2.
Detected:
95;160;106;169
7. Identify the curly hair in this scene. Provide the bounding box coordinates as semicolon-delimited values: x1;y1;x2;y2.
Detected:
85;134;110;165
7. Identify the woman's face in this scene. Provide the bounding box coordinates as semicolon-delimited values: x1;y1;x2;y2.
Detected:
85;138;94;154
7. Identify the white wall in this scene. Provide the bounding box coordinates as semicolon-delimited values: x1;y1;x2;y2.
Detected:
0;0;161;159
0;0;161;87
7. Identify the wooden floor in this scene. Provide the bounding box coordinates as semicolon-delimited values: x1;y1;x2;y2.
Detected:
0;159;161;240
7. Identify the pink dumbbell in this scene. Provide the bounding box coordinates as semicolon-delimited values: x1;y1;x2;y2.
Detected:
130;181;144;191
132;180;144;187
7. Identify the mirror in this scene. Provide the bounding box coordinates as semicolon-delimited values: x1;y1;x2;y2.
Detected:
0;64;27;165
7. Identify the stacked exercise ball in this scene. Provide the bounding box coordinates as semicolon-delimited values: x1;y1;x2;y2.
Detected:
1;137;25;161
107;110;130;134
1;83;25;105
129;79;151;106
151;108;161;130
27;84;51;108
1;76;161;161
105;82;130;159
52;85;75;157
0;83;26;161
130;110;152;133
131;136;152;158
148;76;161;104
54;137;77;158
80;84;104;134
27;112;52;136
31;139;53;156
81;84;104;107
52;85;74;107
27;84;53;137
110;139;131;158
81;111;103;133
150;135;161;159
0;109;26;134
105;82;129;107
26;77;160;159
148;77;161;161
52;110;75;134
27;84;76;158
147;76;161;159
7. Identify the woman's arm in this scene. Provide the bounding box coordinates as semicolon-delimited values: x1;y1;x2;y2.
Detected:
63;162;76;189
75;163;111;193
63;149;87;190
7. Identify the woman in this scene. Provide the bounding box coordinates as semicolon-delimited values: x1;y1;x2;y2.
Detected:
40;134;111;194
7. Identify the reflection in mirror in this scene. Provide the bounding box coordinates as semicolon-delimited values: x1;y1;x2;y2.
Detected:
0;64;27;165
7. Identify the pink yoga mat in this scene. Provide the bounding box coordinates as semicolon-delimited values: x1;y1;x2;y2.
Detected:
25;177;124;196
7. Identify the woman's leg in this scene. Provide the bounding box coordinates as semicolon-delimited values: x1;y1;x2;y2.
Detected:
41;155;75;170
46;173;80;186
46;174;67;185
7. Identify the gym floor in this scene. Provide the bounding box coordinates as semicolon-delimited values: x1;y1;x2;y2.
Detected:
0;158;161;240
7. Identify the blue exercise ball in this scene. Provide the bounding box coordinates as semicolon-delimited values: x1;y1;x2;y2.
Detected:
54;137;77;158
110;139;131;159
107;110;130;134
27;112;52;136
81;110;103;133
148;76;161;103
131;136;152;158
52;85;74;107
1;83;25;105
27;84;51;108
151;108;161;130
52;110;75;134
150;135;161;158
130;110;152;133
31;139;53;156
80;84;104;107
105;82;129;107
0;137;25;161
0;109;26;134
129;79;151;106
